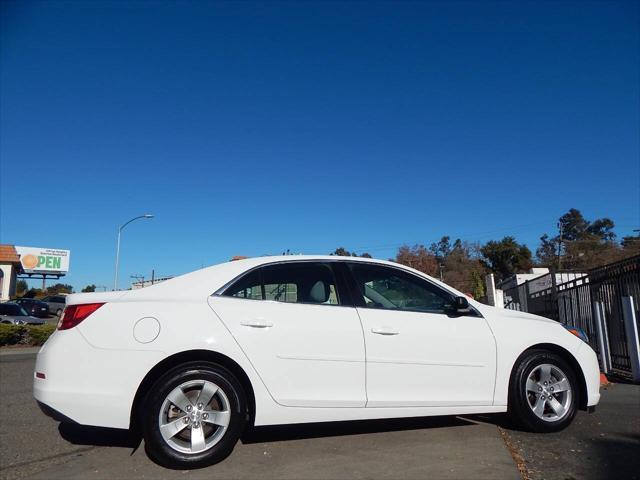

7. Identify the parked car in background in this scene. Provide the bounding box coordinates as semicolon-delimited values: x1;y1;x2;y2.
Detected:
34;256;600;469
14;298;50;318
41;295;67;316
0;303;45;325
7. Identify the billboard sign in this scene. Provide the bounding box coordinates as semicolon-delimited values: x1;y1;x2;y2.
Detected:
15;246;70;274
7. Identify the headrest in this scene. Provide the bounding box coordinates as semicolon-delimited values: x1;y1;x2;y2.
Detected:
309;280;329;303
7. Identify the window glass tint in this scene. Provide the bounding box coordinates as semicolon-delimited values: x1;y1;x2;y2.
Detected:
223;262;340;305
261;263;339;305
227;270;262;300
349;263;452;313
264;281;298;303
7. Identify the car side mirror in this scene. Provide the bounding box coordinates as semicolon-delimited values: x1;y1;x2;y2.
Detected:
445;296;471;314
454;296;469;310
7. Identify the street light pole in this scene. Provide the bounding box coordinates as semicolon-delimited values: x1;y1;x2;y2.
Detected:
113;214;154;291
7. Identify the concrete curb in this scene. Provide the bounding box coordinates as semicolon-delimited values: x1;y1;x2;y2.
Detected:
0;347;41;356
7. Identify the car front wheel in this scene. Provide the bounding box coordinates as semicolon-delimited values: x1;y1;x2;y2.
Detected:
142;362;246;469
509;350;578;432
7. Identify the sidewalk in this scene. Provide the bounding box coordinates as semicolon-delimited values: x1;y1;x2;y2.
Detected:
0;346;41;356
0;347;42;356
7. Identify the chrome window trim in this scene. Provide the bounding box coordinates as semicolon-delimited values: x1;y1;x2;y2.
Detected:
213;258;482;318
343;261;482;318
213;259;344;307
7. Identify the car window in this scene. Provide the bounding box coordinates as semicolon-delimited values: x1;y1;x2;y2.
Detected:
0;304;27;316
227;270;263;300
348;263;453;314
223;262;340;306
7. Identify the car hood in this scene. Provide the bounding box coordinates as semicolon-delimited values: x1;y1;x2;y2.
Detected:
475;304;559;325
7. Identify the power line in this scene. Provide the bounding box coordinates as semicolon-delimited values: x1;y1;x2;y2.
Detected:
286;220;555;255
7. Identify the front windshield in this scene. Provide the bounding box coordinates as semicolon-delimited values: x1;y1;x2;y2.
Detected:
0;304;28;316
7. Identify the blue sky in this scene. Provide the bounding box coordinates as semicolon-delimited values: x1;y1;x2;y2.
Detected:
1;0;638;291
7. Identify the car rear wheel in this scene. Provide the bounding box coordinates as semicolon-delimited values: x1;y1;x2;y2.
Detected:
142;362;246;469
508;350;578;432
55;308;62;317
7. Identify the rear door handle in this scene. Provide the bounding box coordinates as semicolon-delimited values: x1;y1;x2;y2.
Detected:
371;327;399;336
240;320;273;328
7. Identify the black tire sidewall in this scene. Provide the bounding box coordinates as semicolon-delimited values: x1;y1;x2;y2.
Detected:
142;362;246;469
509;350;578;433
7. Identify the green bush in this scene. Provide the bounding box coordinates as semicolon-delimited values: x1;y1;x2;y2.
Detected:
0;323;56;347
0;324;26;346
27;324;56;346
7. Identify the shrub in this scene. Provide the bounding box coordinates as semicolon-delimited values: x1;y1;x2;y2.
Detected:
0;323;56;346
27;324;56;346
0;324;26;346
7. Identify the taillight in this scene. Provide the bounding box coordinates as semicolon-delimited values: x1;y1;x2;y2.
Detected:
57;303;105;330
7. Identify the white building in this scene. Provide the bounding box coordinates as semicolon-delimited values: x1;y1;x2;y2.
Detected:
498;268;587;294
0;245;22;301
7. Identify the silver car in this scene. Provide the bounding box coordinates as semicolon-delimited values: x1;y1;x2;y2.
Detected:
41;295;67;317
0;303;45;325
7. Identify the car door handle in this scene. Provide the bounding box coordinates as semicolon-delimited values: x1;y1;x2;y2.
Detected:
240;320;273;328
371;327;399;336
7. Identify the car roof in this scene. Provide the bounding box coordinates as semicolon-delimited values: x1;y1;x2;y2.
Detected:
95;254;468;303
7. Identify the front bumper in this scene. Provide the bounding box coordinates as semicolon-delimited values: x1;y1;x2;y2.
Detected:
576;342;601;407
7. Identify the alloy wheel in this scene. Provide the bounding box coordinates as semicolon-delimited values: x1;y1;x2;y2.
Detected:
525;363;573;422
158;379;231;454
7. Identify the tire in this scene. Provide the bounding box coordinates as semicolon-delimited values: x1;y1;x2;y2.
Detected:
508;350;579;433
56;309;62;317
142;361;247;469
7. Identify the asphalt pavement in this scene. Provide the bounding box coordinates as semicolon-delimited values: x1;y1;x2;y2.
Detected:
1;351;638;480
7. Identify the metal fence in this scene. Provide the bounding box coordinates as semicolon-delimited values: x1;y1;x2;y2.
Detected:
502;255;640;378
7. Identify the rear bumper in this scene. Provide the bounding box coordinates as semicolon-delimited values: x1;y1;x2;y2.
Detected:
33;328;164;429
36;400;77;423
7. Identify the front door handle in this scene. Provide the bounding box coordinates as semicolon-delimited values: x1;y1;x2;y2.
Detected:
240;320;274;328
371;327;399;336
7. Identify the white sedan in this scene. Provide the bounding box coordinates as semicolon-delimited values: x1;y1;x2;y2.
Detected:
33;256;600;468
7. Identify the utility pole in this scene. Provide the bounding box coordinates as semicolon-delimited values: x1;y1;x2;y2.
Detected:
130;274;144;289
557;221;564;271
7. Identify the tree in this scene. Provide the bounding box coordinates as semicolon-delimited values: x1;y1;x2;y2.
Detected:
331;247;371;258
438;240;487;295
470;270;485;300
480;236;533;281
621;235;640;255
536;233;559;268
536;209;623;270
46;283;73;295
393;244;438;276
81;284;96;293
16;280;28;296
558;208;591;242
429;236;452;260
587;218;616;241
23;288;42;298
